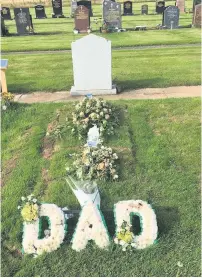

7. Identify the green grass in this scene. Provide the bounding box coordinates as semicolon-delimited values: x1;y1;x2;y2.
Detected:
3;46;201;93
1;98;201;277
2;4;200;52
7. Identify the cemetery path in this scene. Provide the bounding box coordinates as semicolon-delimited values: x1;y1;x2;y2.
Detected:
2;43;200;55
14;86;200;103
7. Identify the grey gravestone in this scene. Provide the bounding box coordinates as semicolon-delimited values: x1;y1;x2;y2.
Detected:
74;5;90;33
193;4;201;27
103;0;121;29
156;1;165;14
163;6;179;29
52;0;65;18
35;5;47;19
193;0;202;13
123;1;133;15
71;0;77;17
1;7;12;20
175;0;185;13
77;1;93;17
14;8;34;35
141;4;148;15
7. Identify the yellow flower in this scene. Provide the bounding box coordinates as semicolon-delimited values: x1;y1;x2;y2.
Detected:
21;203;38;222
2;92;14;101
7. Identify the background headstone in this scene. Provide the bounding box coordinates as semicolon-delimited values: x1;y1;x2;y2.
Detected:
14;8;33;35
74;5;90;32
35;5;47;19
163;6;179;29
77;1;93;17
141;4;148;15
175;0;185;13
103;0;121;29
193;0;202;13
71;0;78;17
52;0;64;18
1;15;8;36
193;4;201;27
156;1;165;14
71;34;116;95
1;7;12;20
123;1;133;15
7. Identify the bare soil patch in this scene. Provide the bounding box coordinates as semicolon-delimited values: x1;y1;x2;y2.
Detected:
1;155;19;187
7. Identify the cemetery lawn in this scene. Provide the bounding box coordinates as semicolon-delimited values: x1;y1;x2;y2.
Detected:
3;46;200;93
2;98;201;277
2;29;200;53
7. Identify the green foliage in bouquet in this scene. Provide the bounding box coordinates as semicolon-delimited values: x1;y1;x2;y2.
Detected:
68;97;120;141
66;144;119;181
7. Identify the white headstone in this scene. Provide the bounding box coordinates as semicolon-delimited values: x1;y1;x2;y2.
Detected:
70;34;117;95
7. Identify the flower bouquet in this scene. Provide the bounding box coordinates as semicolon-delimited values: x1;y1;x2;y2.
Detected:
66;144;119;181
66;175;100;207
114;220;135;251
67;97;119;141
1;92;14;111
18;194;39;223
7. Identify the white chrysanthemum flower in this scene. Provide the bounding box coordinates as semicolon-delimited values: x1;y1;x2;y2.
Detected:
21;197;26;201
114;238;119;244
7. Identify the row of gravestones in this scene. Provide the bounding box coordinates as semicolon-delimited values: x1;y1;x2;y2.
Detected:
0;0;92;20
1;2;201;36
0;0;190;21
74;1;202;33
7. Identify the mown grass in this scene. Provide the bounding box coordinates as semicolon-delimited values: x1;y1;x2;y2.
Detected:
2;46;201;93
2;4;200;52
1;98;201;277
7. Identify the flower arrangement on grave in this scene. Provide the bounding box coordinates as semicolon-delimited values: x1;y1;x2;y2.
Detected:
19;195;67;256
101;21;117;33
66;144;119;181
114;220;134;251
114;200;158;251
18;194;39;223
1;91;14;111
67;97;119;141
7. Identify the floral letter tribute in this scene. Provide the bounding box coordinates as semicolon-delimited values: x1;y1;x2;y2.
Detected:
114;200;158;250
71;201;110;252
22;204;66;256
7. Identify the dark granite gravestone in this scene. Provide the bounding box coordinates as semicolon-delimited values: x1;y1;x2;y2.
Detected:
14;8;34;35
103;0;121;29
193;4;201;27
1;7;12;20
52;0;65;18
77;1;93;17
175;0;185;13
35;5;47;19
141;4;148;15
156;1;165;14
74;5;90;32
123;1;133;15
163;6;179;29
71;0;78;17
1;15;8;36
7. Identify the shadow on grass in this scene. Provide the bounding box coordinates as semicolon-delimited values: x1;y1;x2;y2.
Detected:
155;206;179;237
116;78;166;91
63;205;179;242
